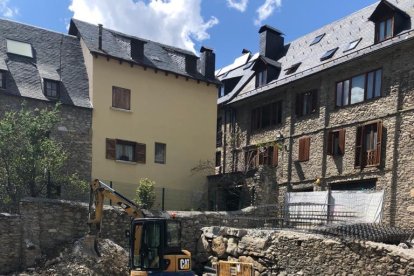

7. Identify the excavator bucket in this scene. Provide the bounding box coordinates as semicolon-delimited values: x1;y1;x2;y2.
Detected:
82;234;101;257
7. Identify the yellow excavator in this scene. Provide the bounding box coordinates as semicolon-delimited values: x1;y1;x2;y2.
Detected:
85;179;194;276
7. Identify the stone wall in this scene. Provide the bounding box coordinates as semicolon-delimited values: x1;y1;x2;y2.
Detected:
0;213;22;273
199;226;414;276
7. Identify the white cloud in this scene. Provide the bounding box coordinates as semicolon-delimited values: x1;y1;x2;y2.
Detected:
226;0;248;12
68;0;218;53
254;0;281;26
0;0;18;18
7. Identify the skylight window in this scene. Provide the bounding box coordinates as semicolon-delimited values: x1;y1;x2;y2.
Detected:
320;47;338;61
344;38;362;52
285;62;302;75
6;39;33;58
310;33;325;45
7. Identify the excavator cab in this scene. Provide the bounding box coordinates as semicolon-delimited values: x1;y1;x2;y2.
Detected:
130;218;193;275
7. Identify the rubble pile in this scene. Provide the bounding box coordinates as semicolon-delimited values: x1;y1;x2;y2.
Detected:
21;238;129;276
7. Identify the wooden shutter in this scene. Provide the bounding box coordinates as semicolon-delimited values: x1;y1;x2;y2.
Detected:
327;131;333;155
106;138;116;160
375;121;383;166
338;129;346;155
135;143;146;164
295;94;302;116
112;86;131;110
298;137;310;162
272;145;279;166
355;126;363;168
311;90;318;113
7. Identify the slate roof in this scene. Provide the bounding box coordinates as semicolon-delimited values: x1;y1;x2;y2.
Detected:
69;19;220;85
218;0;414;105
0;19;91;108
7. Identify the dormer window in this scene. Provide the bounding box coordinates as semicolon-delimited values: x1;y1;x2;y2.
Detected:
44;79;59;99
376;17;393;43
6;39;33;58
369;0;410;44
256;69;267;88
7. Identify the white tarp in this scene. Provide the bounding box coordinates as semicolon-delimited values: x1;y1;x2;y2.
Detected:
285;190;384;226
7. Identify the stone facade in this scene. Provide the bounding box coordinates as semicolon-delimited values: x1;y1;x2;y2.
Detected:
0;94;92;185
215;37;414;228
199;226;414;276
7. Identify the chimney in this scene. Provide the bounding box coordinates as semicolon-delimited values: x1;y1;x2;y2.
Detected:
200;46;216;79
185;54;197;74
131;38;146;60
98;24;103;50
258;25;284;61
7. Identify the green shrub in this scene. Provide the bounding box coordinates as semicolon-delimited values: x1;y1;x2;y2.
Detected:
134;178;156;209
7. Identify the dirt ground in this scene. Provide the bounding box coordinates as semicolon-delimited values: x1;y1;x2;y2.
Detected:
14;238;129;276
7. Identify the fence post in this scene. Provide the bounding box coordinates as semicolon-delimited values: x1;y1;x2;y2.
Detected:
162;188;165;211
110;181;113;206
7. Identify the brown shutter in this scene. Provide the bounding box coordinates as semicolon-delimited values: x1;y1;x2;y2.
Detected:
135;143;146;164
112;86;131;110
311;90;318;113
327;131;333;156
295;94;302;116
272;145;278;166
298;137;310;162
338;129;346;155
355;126;363;168
106;138;116;160
375;121;383;166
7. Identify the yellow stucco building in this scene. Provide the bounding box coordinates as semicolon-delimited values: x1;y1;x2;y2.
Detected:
69;19;219;210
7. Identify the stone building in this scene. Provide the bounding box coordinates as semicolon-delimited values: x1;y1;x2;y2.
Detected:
0;19;92;187
69;19;219;210
212;0;414;228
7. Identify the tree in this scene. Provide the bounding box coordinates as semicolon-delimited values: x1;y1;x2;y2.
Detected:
134;178;156;209
0;104;87;211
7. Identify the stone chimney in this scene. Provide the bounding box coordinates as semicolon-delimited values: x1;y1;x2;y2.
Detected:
98;24;103;50
130;38;146;61
258;25;284;61
200;46;216;79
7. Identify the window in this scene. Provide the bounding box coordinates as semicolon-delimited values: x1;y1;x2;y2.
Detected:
218;85;225;98
310;33;325;45
44;79;59;98
355;121;383;168
6;39;33;58
154;142;166;164
320;47;338;61
215;151;221;167
327;129;346;156
251;101;282;131
112;86;131;110
216;117;223;147
0;71;5;89
336;69;382;107
295;90;318;117
376;17;393;43
285;62;301;75
256;69;267;88
344;38;362;52
245;145;278;169
298;137;310;162
106;138;146;163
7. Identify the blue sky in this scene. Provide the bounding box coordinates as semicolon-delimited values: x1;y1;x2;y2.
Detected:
0;0;379;68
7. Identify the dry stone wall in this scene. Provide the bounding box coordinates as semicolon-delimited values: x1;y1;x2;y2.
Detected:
199;226;414;276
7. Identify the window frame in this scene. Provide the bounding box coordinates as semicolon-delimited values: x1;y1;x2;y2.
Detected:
116;140;136;162
355;121;383;168
244;144;278;170
0;70;6;89
112;86;131;110
43;79;60;99
343;38;362;53
285;62;301;75
295;90;318;118
335;68;383;108
327;129;346;156
251;101;283;132
298;136;311;162
255;69;267;88
106;138;146;164
320;47;338;61
154;142;166;164
375;16;394;43
310;33;325;46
